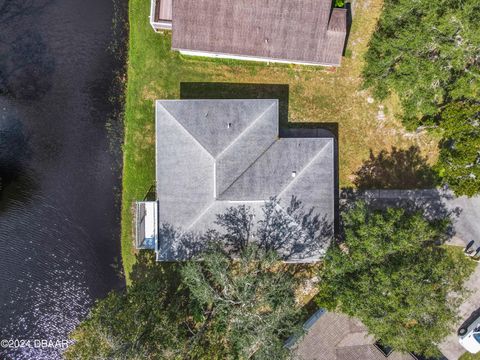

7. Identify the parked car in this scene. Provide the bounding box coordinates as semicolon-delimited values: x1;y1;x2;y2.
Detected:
458;315;480;353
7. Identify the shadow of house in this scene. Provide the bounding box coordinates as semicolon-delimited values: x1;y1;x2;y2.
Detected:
340;2;354;56
180;82;340;233
353;146;439;190
180;82;290;127
136;96;338;262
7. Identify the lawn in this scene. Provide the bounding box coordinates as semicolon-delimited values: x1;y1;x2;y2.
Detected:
460;352;480;360
121;0;439;281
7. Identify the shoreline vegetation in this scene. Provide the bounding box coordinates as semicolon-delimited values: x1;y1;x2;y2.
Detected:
121;0;439;281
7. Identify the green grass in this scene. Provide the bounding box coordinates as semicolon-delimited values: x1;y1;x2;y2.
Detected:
122;0;440;281
460;352;480;360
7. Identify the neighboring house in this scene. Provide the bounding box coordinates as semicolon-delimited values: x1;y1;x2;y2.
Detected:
294;310;417;360
135;99;335;262
150;0;172;30
149;0;348;66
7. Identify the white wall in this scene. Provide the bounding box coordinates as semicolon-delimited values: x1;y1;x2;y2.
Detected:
177;49;338;67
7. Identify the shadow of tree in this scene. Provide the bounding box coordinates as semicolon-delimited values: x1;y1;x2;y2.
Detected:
340;188;460;239
0;113;38;211
130;250;183;294
353;146;439;190
157;224;216;261
157;196;334;262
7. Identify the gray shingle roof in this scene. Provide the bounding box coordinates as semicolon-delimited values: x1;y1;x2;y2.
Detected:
171;0;347;66
155;99;334;261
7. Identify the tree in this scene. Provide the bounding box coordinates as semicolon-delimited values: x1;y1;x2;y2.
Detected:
65;252;190;360
362;0;480;129
66;199;314;359
316;201;474;357
181;244;304;359
435;101;480;197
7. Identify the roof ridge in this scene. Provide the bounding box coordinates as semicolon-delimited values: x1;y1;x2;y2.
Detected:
214;101;277;160
277;140;332;198
217;138;277;198
157;101;215;160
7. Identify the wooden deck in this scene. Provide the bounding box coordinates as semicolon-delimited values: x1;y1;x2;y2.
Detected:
155;0;172;22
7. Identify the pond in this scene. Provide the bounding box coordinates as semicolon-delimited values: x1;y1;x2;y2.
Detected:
0;0;126;358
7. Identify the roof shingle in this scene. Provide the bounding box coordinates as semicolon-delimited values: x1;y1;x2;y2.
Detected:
155;99;335;261
172;0;347;66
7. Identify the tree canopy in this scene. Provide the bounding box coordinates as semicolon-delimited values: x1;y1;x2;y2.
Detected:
435;101;480;197
66;246;304;360
180;244;303;359
65;252;190;360
362;0;480;195
316;201;474;357
363;0;480;128
65;200;315;360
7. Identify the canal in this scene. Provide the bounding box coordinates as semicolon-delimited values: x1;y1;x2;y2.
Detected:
0;0;126;358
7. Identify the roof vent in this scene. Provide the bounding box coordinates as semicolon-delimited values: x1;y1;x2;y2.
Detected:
292;171;297;178
227;122;232;128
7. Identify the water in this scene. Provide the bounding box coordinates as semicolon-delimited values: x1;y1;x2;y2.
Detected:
0;0;126;358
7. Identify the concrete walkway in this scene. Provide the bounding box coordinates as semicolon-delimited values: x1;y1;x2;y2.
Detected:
352;189;480;360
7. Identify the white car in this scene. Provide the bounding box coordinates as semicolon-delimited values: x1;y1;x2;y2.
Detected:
459;315;480;353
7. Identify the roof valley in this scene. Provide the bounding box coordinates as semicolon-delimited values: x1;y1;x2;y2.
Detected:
217;138;278;199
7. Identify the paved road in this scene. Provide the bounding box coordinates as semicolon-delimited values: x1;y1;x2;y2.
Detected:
443;195;480;248
353;189;480;248
352;190;480;360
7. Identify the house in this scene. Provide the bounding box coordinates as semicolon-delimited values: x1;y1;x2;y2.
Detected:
135;99;335;261
293;310;418;360
149;0;348;66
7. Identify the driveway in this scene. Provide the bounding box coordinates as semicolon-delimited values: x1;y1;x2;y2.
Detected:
443;195;480;249
439;264;480;360
353;190;480;360
440;195;480;360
